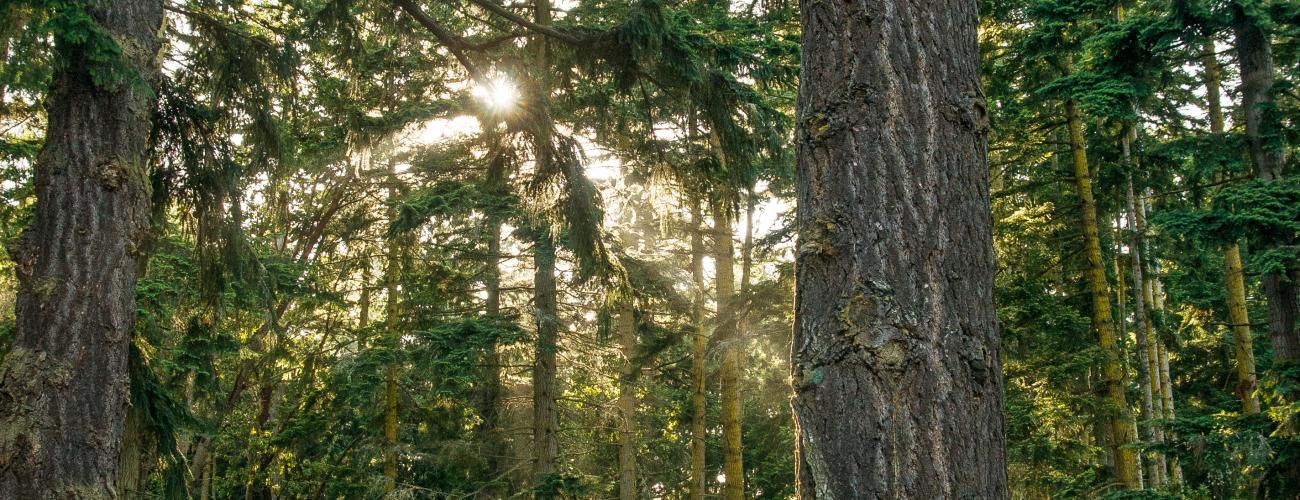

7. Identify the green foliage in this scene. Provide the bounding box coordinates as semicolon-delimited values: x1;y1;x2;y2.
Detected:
1159;179;1300;273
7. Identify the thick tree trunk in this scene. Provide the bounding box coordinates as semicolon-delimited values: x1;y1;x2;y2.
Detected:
791;0;1007;496
688;198;708;500
616;300;638;500
0;1;164;497
1067;98;1141;488
713;200;744;500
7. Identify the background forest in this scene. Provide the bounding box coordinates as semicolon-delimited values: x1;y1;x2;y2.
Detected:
0;0;1298;498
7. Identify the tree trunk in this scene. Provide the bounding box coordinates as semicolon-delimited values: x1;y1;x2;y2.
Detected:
616;300;638;500
713;199;744;500
688;198;708;500
531;232;560;495
1157;338;1183;484
1232;2;1300;368
791;0;1007;496
383;364;398;491
382;164;407;494
1203;48;1248;393
1067;97;1140;488
529;0;561;492
0;1;164;497
117;402;145;498
1204;44;1261;414
477;155;508;490
1126;172;1161;488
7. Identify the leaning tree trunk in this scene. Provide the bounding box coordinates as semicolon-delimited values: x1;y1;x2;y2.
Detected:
791;0;1007;497
0;1;164;497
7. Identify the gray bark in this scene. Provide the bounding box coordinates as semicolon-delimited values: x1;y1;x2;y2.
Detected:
791;0;1007;496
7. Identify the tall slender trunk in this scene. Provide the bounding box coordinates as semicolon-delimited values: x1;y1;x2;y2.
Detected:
0;1;164;497
383;249;401;493
531;232;560;495
713;199;744;500
359;263;372;344
1145;254;1182;485
478;155;508;489
1126;172;1161;487
1125;122;1167;486
616;300;638;500
1157;337;1183;485
529;0;560;493
688;198;708;500
791;0;1007;495
1203;42;1260;414
1067;97;1140;488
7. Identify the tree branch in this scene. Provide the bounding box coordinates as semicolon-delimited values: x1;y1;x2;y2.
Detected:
461;0;582;45
392;0;489;84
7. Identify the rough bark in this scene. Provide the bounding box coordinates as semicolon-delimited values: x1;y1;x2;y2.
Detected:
1067;97;1140;488
791;0;1007;496
116;404;145;498
0;1;164;497
688;198;708;500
